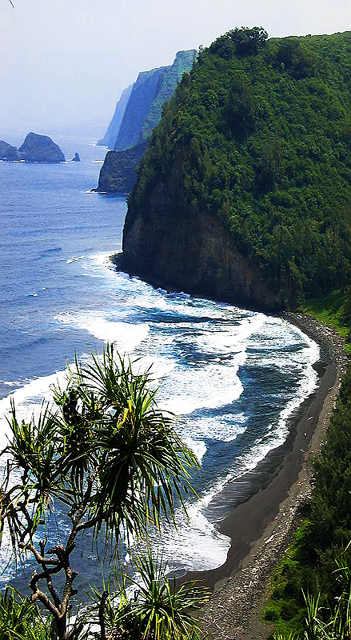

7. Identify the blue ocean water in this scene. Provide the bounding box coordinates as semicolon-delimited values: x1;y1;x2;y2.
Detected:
0;134;319;589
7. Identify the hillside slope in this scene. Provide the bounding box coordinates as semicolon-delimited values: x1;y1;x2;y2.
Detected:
122;28;351;310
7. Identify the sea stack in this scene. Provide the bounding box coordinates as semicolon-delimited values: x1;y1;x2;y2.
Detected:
18;132;65;163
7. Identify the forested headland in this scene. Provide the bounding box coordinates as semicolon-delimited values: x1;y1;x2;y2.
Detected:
126;28;351;309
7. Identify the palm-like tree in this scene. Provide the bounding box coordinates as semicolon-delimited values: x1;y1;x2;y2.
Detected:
0;345;201;640
90;550;209;640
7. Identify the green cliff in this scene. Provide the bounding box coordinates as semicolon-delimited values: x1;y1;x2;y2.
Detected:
97;50;197;193
122;28;351;310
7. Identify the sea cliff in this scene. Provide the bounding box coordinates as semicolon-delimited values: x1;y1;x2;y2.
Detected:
97;84;133;149
119;28;351;310
98;142;148;193
97;49;196;193
120;177;283;311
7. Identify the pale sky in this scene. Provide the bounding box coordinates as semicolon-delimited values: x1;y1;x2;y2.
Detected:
1;0;351;139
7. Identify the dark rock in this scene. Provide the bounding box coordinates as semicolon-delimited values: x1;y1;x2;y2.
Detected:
72;152;80;162
18;132;65;163
97;142;148;193
0;140;19;160
121;161;284;312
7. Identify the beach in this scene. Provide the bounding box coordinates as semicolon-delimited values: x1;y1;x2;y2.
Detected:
192;313;348;639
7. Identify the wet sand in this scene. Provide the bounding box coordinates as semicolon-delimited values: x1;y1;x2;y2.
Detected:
188;313;348;639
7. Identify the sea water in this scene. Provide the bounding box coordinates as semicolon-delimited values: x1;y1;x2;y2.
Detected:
0;133;319;593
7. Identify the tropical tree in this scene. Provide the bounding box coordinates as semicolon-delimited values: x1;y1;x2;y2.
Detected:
0;344;202;640
90;550;209;640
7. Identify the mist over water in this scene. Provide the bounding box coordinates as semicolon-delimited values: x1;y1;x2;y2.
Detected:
0;136;319;591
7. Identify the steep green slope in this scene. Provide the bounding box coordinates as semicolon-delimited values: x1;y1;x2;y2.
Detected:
264;359;351;638
125;28;351;308
140;49;198;142
114;50;197;152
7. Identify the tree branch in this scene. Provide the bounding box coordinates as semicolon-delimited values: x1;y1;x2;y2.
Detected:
19;540;60;566
39;538;62;609
99;591;108;640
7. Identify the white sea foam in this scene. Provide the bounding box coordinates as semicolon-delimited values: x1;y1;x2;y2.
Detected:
182;413;248;445
183;437;207;464
0;246;322;582
0;369;68;448
87;252;116;270
142;501;231;573
189;321;320;516
160;361;244;415
132;355;176;382
56;311;150;353
67;255;84;264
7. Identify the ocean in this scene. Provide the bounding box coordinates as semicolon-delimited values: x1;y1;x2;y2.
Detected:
0;132;319;595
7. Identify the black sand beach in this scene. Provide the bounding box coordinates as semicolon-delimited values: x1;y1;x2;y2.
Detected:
189;314;348;639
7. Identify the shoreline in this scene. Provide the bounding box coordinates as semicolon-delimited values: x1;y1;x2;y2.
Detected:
187;313;348;639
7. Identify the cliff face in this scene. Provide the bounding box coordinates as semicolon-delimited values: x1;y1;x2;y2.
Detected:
121;164;283;312
114;68;167;151
114;50;196;152
98;142;148;193
97;84;134;149
97;50;196;193
140;50;197;143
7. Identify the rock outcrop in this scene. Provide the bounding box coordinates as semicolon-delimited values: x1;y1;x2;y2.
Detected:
0;140;19;160
18;132;65;163
97;50;196;193
98;142;148;193
119;166;284;312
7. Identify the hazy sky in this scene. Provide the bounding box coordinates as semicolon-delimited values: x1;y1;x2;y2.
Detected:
1;0;351;139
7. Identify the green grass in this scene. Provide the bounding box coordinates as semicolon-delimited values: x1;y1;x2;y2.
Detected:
299;289;351;353
263;526;312;638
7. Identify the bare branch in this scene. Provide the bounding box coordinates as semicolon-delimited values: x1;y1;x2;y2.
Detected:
19;540;60;566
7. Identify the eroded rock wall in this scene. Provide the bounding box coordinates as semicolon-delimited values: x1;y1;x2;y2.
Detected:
121;177;283;312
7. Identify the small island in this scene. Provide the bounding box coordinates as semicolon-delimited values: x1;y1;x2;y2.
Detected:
0;132;65;163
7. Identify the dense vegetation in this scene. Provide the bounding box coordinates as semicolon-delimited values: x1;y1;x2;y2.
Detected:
129;27;351;307
265;360;351;638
